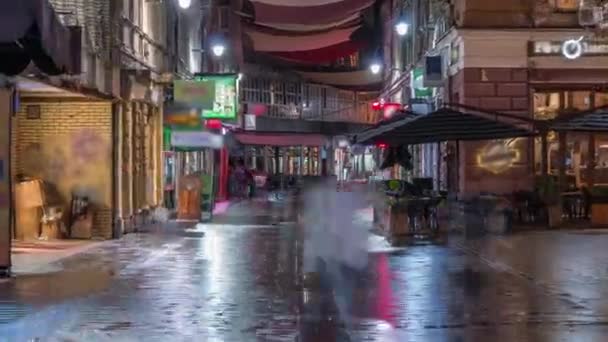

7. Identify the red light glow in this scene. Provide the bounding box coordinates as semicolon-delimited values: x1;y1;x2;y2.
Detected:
205;119;223;130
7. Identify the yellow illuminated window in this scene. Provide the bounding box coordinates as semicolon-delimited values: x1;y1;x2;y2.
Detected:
553;0;578;11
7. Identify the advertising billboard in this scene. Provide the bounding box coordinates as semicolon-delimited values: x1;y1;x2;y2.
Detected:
173;74;238;120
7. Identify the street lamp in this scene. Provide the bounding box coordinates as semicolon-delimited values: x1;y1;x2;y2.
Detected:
370;62;382;75
395;21;409;36
178;0;191;9
212;44;225;57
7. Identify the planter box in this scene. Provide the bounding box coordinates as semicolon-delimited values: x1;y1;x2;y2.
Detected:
591;203;608;227
387;205;408;236
547;205;562;228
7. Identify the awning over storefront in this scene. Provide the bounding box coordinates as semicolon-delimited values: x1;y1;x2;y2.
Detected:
551;107;608;132
0;0;80;76
234;132;328;147
354;107;537;145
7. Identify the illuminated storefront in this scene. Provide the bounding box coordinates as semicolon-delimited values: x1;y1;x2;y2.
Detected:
534;90;608;187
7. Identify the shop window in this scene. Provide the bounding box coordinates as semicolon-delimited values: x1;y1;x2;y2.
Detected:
552;0;578;12
596;92;608;107
565;91;591;111
534;92;560;120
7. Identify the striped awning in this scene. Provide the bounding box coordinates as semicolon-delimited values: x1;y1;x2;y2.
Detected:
253;13;361;32
354;107;537;145
245;26;360;52
249;0;375;26
551;108;608;132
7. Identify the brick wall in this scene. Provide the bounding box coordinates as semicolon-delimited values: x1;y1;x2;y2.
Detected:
12;99;113;239
450;67;534;195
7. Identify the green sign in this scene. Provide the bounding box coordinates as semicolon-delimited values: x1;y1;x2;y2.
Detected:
197;75;238;119
412;68;432;98
173;75;238;120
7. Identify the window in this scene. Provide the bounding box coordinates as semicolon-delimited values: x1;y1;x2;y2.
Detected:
218;6;230;30
534;92;560;120
553;0;578;12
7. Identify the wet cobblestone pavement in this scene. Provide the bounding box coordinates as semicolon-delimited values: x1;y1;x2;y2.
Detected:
2;203;608;341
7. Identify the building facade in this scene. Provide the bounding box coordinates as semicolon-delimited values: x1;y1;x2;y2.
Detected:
1;0;202;273
381;0;608;195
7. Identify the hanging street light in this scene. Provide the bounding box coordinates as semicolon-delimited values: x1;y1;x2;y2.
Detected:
370;62;382;75
178;0;192;9
212;44;226;57
395;21;409;36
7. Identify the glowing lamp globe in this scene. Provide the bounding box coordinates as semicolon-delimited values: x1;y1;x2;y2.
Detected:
212;44;225;57
178;0;191;9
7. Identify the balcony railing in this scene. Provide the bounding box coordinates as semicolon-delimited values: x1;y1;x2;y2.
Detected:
241;78;379;124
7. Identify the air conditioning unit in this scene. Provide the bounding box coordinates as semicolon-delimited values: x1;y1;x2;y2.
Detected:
579;4;604;27
423;55;443;88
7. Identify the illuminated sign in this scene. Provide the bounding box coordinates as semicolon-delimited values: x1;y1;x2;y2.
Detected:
411;68;432;98
530;40;608;57
171;131;224;149
477;140;520;174
174;74;238;120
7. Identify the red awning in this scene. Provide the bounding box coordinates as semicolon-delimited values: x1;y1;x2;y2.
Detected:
251;0;375;26
245;25;359;52
269;40;365;63
234;132;328;146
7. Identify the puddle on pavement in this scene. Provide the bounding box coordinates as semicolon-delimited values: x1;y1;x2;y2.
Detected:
0;267;114;312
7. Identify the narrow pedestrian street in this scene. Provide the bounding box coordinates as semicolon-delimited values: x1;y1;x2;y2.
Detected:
2;201;608;341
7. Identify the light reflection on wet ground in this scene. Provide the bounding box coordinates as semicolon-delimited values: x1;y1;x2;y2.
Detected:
1;204;608;341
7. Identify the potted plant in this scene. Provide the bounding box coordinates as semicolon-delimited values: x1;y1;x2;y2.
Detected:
590;186;608;227
536;176;561;228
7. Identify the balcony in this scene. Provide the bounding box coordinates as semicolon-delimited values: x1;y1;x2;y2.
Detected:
241;77;379;124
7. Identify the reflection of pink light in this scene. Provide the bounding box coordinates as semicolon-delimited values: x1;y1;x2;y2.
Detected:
250;103;268;116
375;254;395;327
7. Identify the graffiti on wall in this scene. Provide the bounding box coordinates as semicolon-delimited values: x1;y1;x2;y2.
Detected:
19;128;111;207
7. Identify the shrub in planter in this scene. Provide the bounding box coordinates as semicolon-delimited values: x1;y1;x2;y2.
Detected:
591;186;608;227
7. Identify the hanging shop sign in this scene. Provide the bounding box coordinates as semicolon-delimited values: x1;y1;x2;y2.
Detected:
477;140;520;174
171;131;224;149
244;114;256;131
529;40;608;58
410;68;432;98
174;74;238;120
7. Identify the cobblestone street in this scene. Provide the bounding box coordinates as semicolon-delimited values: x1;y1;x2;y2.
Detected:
2;202;608;341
